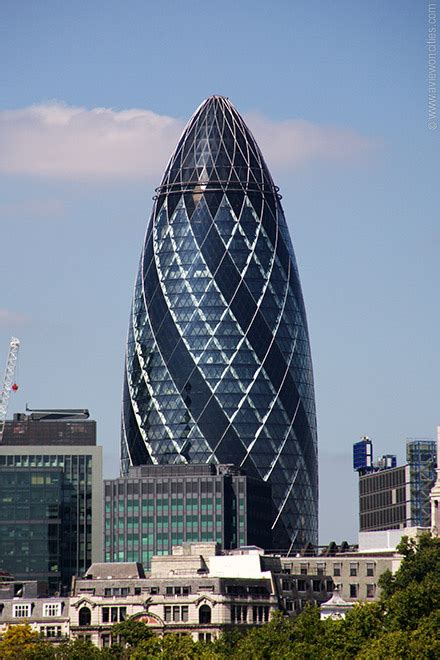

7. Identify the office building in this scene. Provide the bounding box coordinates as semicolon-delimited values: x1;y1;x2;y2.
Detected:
355;436;436;532
0;409;103;593
121;95;318;550
104;464;272;569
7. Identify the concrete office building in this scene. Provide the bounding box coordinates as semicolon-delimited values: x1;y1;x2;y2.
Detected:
354;436;436;532
121;96;318;550
0;409;103;593
104;464;273;569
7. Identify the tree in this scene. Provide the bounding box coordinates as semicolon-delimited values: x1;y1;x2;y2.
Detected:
379;533;440;600
379;533;440;632
111;618;153;648
55;637;101;659
0;624;55;659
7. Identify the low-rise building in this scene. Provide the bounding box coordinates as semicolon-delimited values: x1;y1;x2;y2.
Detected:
69;543;278;647
0;578;69;641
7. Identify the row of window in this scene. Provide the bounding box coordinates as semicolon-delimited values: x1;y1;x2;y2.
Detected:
343;584;376;599
283;562;376;577
231;605;270;623
9;603;63;618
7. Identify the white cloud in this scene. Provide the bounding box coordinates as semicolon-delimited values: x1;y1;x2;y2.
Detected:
247;114;377;168
0;309;28;327
0;102;376;180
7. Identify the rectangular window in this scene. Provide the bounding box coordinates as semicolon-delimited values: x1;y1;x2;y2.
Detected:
333;563;342;577
173;606;180;622
316;562;326;575
300;563;308;575
13;604;31;618
42;626;61;638
349;584;358;598
164;606;171;622
181;606;189;622
366;584;376;598
366;563;375;577
102;608;109;623
101;634;111;648
43;603;61;617
312;580;321;592
111;607;118;623
297;579;306;592
349;563;358;577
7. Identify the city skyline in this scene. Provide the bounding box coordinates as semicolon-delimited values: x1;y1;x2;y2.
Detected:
1;1;438;544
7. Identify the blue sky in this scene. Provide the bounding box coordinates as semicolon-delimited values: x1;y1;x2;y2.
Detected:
1;0;438;543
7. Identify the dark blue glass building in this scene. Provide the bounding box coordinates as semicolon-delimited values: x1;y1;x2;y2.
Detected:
121;96;318;549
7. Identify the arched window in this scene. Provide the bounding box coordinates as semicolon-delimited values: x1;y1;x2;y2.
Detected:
79;606;91;626
199;604;211;624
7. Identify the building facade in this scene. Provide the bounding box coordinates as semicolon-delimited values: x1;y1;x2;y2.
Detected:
0;577;69;642
104;464;273;568
70;544;279;648
0;410;103;593
121;95;318;550
356;436;436;532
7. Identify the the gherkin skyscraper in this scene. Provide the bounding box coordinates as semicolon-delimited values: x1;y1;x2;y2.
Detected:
121;96;318;549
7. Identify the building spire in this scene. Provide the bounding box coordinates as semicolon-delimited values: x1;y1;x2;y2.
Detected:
430;426;440;536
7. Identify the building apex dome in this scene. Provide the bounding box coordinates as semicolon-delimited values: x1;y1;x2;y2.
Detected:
157;95;278;203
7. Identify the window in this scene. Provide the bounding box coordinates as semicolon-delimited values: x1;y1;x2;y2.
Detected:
282;579;291;591
232;605;247;623
199;604;211;624
199;633;212;642
312;580;321;592
41;626;62;638
252;605;269;623
78;607;91;626
349;584;358;598
150;587;159;595
297;579;307;592
349;563;358;577
13;604;31;618
134;587;141;595
102;607;109;623
316;562;326;576
101;634;111;648
300;563;308;575
164;605;187;622
43;603;61;617
366;563;375;577
366;584;376;598
333;563;342;577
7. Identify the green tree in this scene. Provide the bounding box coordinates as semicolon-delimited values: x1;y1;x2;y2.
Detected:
0;624;55;659
55;637;101;659
111;618;153;648
379;533;440;632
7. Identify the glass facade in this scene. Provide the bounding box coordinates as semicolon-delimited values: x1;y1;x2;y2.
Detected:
0;452;95;593
122;96;318;549
407;440;436;527
0;467;62;593
104;464;273;568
